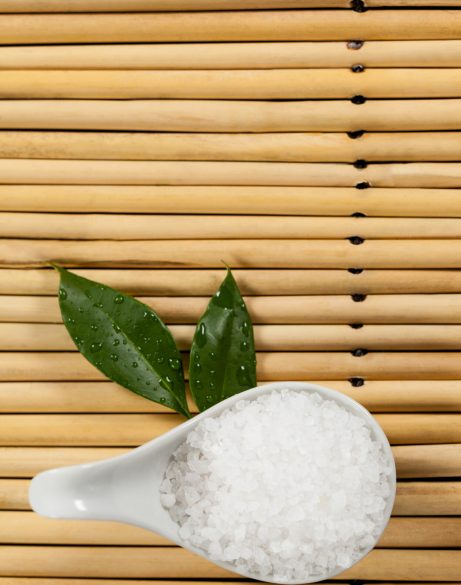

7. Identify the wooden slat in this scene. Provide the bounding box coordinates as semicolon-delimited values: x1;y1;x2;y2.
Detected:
2;100;461;132
0;546;459;580
0;413;459;446
2;132;461;162
3;69;461;99
4;351;461;381
0;11;461;44
2;41;461;69
8;322;461;352
3;478;460;514
3;186;461;217
0;512;459;548
1;160;461;187
1;380;461;413
3;268;461;296
7;214;461;240
5;294;461;325
1;444;458;478
6;239;461;269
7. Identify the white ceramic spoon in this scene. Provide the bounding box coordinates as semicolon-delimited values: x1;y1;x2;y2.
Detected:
29;381;396;584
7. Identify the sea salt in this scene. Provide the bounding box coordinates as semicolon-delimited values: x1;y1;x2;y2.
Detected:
160;389;393;582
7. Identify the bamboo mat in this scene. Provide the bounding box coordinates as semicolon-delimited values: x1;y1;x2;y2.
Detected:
0;1;461;583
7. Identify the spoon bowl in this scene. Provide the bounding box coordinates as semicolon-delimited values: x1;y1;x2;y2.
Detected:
29;381;396;584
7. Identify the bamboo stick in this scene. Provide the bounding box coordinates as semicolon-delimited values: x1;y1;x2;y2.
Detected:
0;581;273;585
394;444;461;478
1;160;460;188
6;268;461;296
2;0;461;12
371;0;461;4
6;239;461;269
3;478;459;515
0;581;253;585
375;0;461;4
0;546;458;580
1;444;457;479
375;414;461;445
0;512;459;548
0;1;352;11
3;69;461;100
393;481;461;516
3;351;461;381
1;380;461;413
1;100;461;132
6;294;461;325
8;322;461;352
1;413;459;446
0;581;408;585
341;550;461;581
4;186;461;217
0;480;30;510
2;41;461;70
0;511;168;545
0;447;128;478
2;131;461;163
0;11;460;44
8;213;461;240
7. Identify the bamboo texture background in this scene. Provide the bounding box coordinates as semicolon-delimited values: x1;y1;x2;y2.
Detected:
0;0;461;583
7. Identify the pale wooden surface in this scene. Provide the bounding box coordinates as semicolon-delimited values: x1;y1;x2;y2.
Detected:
0;3;460;584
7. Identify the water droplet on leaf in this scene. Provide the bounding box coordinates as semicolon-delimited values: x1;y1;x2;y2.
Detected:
159;397;166;404
194;379;202;390
90;342;102;353
196;322;207;347
113;339;120;346
237;364;252;387
132;362;138;368
110;353;118;361
240;340;249;352
114;295;124;304
208;351;216;361
157;356;165;364
168;358;181;371
241;321;250;337
59;288;67;300
206;395;213;403
90;324;98;331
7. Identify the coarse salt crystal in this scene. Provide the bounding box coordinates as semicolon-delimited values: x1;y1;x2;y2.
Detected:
160;389;392;582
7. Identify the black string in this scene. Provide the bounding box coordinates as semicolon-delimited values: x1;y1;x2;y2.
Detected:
351;348;368;357
351;293;367;302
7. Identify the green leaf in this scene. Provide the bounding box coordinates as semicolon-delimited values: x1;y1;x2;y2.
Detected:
189;267;256;411
56;266;190;418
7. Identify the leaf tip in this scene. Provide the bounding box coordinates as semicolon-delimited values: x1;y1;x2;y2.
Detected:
49;262;64;273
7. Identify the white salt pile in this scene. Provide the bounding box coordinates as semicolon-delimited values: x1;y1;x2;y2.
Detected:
160;389;393;583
